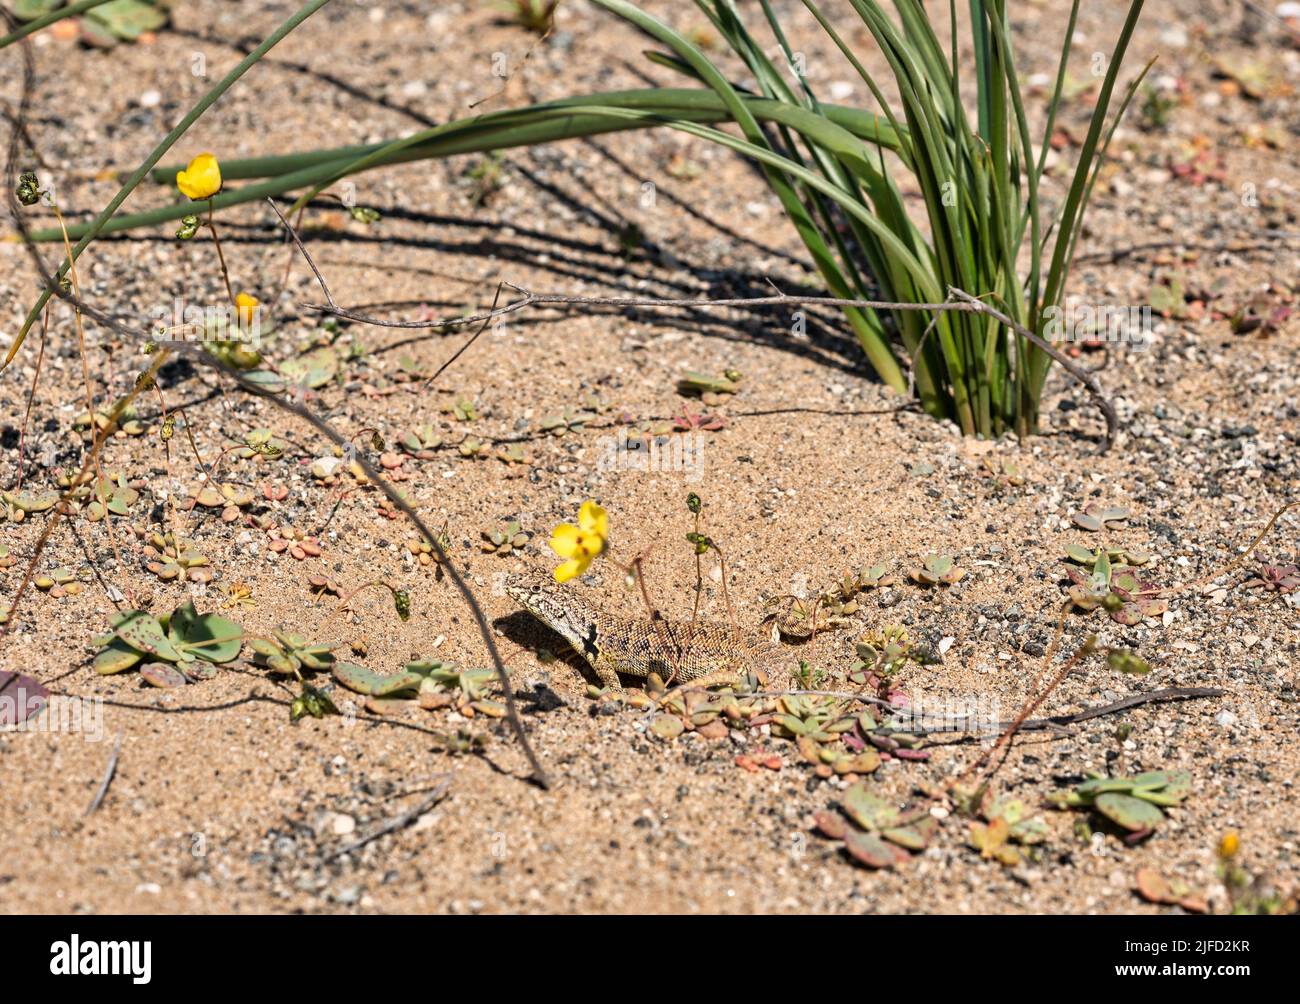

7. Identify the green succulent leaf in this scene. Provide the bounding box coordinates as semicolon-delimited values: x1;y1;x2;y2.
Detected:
113;611;184;662
94;638;145;675
841;783;897;832
333;662;387;695
178;612;244;664
1094;792;1166;832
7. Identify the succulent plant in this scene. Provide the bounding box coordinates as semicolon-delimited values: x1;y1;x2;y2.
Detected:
86;474;141;521
444;394;480;422
370;487;414;521
615;415;675;446
1064;543;1152;567
52;470;141;521
1242;563;1300;594
333;659;504;717
1134;868;1208;913
250;631;336;677
481;519;530;555
92;602;243;676
850;624;925;696
309;453;362;484
634;670;766;740
265;525;323;561
34;566;81;598
235;428;287;461
814;783;938;869
493;442;530;468
407;535;439;567
1071;503;1130;532
76;1;171;45
2;489;59;521
189;482;255;523
908;552;965;586
539;407;593;436
676;369;742;406
399;424;443;459
73;405;145;436
307;574;342;598
672;405;727;432
771;692;855;743
456;436;485;458
1047;770;1192;843
143;531;213;583
762;565;894;638
981;456;1026;488
836;563;894;598
968;791;1048;867
1063;551;1167;625
278;345;340;390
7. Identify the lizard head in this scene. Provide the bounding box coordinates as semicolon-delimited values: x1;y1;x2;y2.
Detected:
504;571;601;666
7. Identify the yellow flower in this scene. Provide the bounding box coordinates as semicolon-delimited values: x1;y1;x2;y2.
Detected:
235;292;259;327
549;500;609;583
1218;830;1240;859
176;152;222;201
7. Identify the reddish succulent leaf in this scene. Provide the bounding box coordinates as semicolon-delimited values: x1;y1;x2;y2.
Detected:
843;829;910;869
1109;604;1144;626
0;672;50;727
813;810;847;841
1135;868;1209;913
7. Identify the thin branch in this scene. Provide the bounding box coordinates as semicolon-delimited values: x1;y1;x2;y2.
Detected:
265;196;336;307
325;774;452;861
303;281;1117;450
85;730;123;815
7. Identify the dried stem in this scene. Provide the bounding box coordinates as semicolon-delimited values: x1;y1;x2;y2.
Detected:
52;201;134;607
206;200;236;307
11;303;48;492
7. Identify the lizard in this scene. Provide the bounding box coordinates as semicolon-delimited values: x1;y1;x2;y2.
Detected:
504;571;790;691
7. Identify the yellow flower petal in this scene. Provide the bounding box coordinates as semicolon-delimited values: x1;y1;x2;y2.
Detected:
176;152;222;201
235;292;259;326
578;500;608;539
553;557;588;583
549;523;581;559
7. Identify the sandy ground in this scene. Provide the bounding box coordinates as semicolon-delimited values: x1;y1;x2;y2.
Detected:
0;0;1297;914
